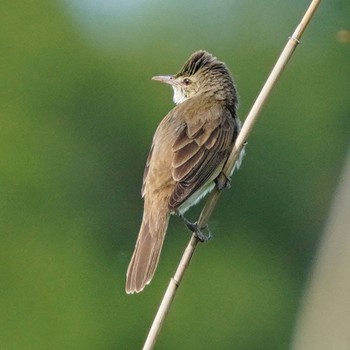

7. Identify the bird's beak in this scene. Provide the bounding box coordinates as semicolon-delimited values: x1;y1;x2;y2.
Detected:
152;75;176;85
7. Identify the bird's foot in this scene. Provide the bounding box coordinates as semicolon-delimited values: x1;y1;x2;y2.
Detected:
215;173;231;190
179;215;211;242
193;223;212;242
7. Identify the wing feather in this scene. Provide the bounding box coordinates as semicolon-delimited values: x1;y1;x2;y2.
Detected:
173;141;200;168
169;104;237;210
172;146;205;181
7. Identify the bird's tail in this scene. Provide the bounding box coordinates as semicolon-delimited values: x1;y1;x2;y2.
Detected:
126;207;170;294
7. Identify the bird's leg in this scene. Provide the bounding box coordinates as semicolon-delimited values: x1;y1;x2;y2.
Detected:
178;213;211;242
215;173;231;190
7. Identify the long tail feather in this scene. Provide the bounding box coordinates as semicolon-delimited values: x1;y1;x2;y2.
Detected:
126;209;169;294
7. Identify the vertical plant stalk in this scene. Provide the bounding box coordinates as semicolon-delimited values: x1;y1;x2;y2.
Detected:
143;1;321;349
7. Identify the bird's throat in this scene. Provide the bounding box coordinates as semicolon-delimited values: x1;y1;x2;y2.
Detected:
172;86;187;105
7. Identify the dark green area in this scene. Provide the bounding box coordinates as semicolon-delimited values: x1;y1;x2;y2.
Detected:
1;1;349;349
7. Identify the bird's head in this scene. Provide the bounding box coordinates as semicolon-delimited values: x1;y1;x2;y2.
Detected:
152;50;236;105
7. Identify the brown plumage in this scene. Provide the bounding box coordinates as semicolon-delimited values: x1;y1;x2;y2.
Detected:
126;50;242;294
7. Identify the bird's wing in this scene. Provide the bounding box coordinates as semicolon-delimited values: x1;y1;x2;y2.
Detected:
169;103;236;210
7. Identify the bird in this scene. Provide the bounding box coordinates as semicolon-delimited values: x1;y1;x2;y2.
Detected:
125;50;243;294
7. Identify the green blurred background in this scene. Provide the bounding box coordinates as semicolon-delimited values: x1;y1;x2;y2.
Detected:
1;0;349;349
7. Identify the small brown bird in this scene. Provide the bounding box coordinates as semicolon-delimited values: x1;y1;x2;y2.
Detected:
126;50;243;294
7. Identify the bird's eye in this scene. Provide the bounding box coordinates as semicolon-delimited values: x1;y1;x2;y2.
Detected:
183;78;192;86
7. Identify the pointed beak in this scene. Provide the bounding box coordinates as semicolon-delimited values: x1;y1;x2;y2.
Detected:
152;75;176;85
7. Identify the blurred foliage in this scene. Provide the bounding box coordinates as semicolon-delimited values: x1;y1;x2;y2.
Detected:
1;0;349;349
